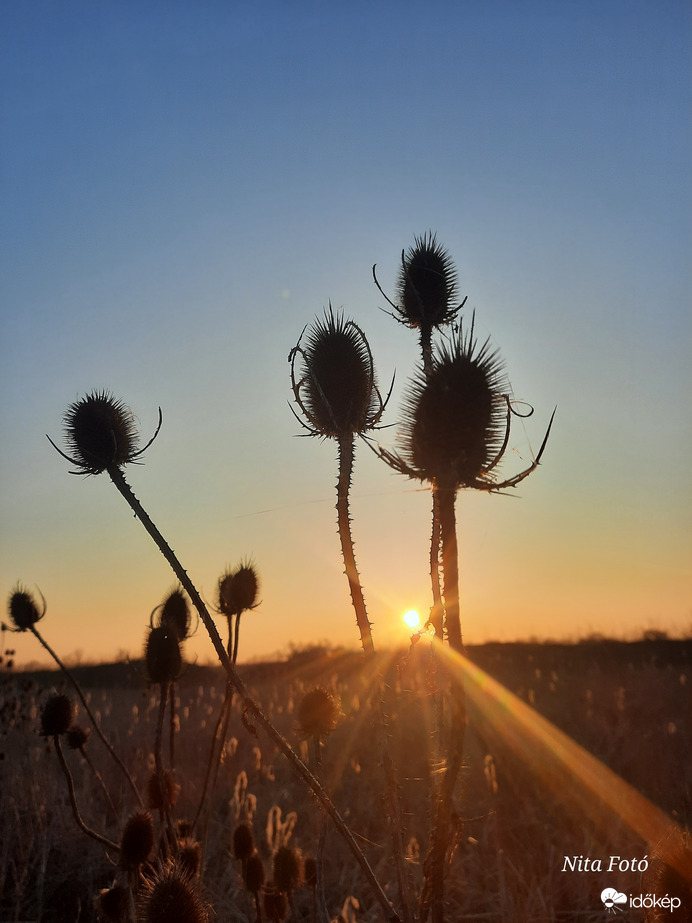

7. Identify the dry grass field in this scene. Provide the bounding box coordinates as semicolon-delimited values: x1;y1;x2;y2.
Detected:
1;636;689;922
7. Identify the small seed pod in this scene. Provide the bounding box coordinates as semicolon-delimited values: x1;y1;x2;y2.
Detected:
397;232;459;330
298;688;339;739
245;852;265;893
120;811;155;869
218;562;260;617
273;846;301;894
159;588;191;641
263;884;288;922
40;693;74;737
232;823;255;862
145;627;182;685
147;770;179;811
8;585;45;631
138;862;209;923
66;725;91;750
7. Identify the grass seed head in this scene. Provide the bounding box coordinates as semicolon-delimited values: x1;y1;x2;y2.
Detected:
145;626;182;685
298;687;340;739
397;232;459;330
8;584;44;631
40;693;74;737
120;811;155;868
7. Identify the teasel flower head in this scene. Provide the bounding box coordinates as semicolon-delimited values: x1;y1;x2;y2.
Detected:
244;852;266;893
218;562;260;618
233;822;255;862
273;845;301;893
47;389;162;476
138;861;210;923
40;693;74;737
289;305;391;439
120;811;155;869
298;687;340;740
145;626;182;685
156;587;192;641
373;232;465;332
8;584;46;631
379;315;555;492
178;838;202;879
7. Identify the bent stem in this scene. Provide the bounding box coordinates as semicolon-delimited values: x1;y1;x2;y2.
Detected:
31;624;143;808
54;736;119;853
336;435;415;923
106;464;400;923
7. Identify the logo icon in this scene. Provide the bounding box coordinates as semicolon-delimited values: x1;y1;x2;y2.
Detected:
601;887;628;914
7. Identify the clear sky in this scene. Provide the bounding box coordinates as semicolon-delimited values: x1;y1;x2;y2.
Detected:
1;1;690;669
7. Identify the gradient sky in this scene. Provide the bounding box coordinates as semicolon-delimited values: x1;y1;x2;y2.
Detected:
1;1;690;669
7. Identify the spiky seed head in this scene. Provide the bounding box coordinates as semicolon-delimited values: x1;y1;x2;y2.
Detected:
298;688;340;739
138;862;209;923
66;725;90;749
397;232;459;330
245;853;266;892
159;588;191;640
147;770;179;811
145;627;182;685
273;846;301;893
62;390;140;475
263;885;288;922
233;823;255;861
98;885;130;922
40;693;74;736
120;811;155;868
218;562;260;617
178;839;202;878
398;323;508;488
8;585;44;631
291;307;383;438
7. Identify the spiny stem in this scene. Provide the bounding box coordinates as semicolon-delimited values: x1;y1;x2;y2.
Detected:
106;464;400;923
54;736;119;852
31;624;143;807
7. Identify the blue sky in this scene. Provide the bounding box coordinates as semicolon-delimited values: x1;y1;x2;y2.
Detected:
1;1;690;667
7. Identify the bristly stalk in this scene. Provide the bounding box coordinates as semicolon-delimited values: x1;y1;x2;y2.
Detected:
49;393;400;922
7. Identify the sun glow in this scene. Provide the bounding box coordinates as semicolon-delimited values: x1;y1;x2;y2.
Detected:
403;609;421;629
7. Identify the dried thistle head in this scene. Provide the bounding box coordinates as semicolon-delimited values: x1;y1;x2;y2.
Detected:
158;588;192;641
138;861;210;923
8;584;46;631
145;626;182;685
218;562;260;618
397;232;460;330
47;390;162;475
298;687;340;740
379;316;554;492
289;306;390;439
40;693;74;737
120;811;155;869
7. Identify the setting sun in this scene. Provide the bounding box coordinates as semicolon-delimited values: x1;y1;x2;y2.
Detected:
403;609;421;629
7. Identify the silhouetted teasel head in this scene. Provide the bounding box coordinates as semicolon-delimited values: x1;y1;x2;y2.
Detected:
245;852;266;893
178;838;202;879
138;861;210;923
218;562;260;618
8;584;46;631
156;587;192;641
289;305;391;439
120;811;155;869
40;693;74;737
147;770;180;811
98;884;130;923
273;846;301;894
298;687;340;740
397;232;460;329
66;725;91;750
379;315;555;492
233;823;255;862
47;389;162;475
145;626;182;685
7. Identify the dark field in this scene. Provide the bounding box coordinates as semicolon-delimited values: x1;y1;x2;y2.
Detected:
1;638;690;922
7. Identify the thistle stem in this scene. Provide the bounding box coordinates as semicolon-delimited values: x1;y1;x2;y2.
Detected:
54;736;119;852
31;624;143;807
106;464;400;923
